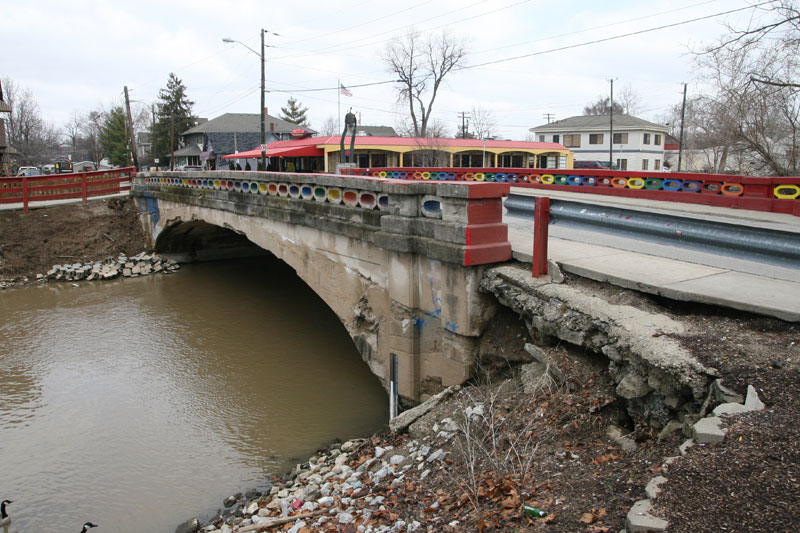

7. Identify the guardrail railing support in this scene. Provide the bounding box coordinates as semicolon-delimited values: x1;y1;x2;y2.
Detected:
532;196;550;277
81;172;88;204
22;176;29;213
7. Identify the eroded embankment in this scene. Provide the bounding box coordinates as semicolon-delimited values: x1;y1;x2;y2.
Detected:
479;263;718;427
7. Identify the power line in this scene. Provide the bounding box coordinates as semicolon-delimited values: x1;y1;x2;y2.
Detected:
460;1;775;71
269;79;400;93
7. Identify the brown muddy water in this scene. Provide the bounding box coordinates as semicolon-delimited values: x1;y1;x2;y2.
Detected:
0;256;388;532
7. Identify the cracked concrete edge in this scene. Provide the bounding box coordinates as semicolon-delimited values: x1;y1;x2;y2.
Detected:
482;263;716;397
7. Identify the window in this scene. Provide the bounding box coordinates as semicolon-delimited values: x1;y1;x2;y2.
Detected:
616;158;628;170
612;133;628;144
643;133;651;144
563;134;581;147
538;135;545;142
654;134;662;146
642;159;649;170
654;159;661;170
371;153;387;167
589;134;604;144
552;134;560;143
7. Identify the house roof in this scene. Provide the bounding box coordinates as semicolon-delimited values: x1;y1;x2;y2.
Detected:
173;144;202;157
355;125;398;137
182;113;316;135
531;114;669;132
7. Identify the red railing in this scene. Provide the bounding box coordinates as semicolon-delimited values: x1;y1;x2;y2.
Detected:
0;167;135;213
338;167;800;217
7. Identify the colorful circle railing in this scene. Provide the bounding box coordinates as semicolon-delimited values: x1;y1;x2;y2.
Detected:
140;176;388;211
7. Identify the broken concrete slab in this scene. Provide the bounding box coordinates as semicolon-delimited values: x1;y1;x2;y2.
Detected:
693;416;727;444
745;385;765;411
626;499;668;532
645;476;668;500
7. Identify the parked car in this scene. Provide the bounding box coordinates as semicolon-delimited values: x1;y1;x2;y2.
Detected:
15;166;40;176
178;165;203;171
573;160;619;170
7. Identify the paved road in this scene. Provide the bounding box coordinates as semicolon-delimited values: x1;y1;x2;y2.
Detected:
505;187;800;322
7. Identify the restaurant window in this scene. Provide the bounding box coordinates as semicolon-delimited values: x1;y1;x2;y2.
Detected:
538;135;545;142
371;153;387;167
616;158;628;170
589;134;604;144
654;134;662;145
642;159;649;170
563;134;581;148
654;159;661;170
643;133;651;144
612;133;628;144
552;134;559;143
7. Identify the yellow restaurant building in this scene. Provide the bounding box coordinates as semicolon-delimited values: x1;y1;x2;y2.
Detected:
221;135;572;172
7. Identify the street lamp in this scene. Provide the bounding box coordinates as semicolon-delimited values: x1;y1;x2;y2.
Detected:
223;29;278;171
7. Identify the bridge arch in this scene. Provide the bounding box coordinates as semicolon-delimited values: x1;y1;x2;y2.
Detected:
149;204;393;390
135;171;512;402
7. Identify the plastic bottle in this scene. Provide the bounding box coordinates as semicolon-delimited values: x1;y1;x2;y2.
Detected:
522;504;547;518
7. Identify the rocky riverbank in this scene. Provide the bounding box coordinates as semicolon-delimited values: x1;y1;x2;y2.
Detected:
40;252;180;282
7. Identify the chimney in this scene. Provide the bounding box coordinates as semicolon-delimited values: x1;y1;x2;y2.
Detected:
270;122;275;132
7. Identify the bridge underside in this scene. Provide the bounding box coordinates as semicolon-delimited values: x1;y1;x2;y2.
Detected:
139;197;498;403
155;219;271;262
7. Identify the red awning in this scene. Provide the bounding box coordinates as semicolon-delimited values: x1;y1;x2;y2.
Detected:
269;146;323;157
221;145;323;159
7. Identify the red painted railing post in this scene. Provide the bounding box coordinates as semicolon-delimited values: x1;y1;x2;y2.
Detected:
532;196;550;277
22;176;29;214
81;172;88;204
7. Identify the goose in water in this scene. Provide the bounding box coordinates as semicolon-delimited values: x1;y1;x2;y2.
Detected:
80;522;98;532
0;500;12;526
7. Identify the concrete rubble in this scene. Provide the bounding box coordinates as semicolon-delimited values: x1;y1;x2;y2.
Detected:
187;433;453;533
625;382;766;532
41;252;180;282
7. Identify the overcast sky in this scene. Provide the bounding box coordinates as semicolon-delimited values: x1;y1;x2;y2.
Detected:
1;0;764;141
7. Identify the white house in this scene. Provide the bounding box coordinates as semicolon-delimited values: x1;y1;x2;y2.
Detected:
530;115;669;171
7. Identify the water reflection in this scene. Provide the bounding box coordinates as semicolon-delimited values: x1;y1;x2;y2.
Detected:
0;257;388;532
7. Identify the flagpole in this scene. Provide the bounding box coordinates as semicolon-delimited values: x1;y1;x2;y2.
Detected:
338;78;341;133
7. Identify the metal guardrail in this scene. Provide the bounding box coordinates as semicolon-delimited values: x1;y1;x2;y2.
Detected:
505;192;800;270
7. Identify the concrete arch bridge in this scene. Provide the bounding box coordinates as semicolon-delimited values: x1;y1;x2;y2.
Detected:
133;171;513;403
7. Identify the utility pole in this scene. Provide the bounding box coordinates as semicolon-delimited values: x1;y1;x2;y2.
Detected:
260;29;266;171
123;86;139;170
678;82;688;172
609;78;614;168
170;114;175;171
542;113;555;124
458;111;470;139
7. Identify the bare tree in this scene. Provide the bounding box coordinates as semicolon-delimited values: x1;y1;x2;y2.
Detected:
319;115;338;136
2;77;61;166
63;111;85;156
384;30;467;137
693;2;800;175
470;106;496;140
583;84;642;116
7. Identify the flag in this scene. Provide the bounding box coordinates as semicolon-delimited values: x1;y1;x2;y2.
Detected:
340;83;353;97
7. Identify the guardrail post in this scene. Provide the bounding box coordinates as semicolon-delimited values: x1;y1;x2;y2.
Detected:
532;196;550;277
81;172;88;204
22;176;29;213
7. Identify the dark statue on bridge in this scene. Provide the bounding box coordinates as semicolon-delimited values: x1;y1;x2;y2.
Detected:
340;108;358;164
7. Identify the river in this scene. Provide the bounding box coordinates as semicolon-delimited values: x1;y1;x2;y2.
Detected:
0;256;388;532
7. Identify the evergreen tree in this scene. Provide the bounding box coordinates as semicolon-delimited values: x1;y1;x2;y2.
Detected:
279;97;309;126
150;73;196;167
99;106;129;167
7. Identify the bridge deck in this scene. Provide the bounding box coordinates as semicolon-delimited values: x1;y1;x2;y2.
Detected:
507;187;800;322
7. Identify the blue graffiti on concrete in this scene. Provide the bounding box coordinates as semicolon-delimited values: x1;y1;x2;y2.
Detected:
413;268;459;333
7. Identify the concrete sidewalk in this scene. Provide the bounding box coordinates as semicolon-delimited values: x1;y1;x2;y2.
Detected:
507;226;800;322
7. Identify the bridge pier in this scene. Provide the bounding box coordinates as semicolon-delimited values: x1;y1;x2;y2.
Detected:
134;171;512;403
